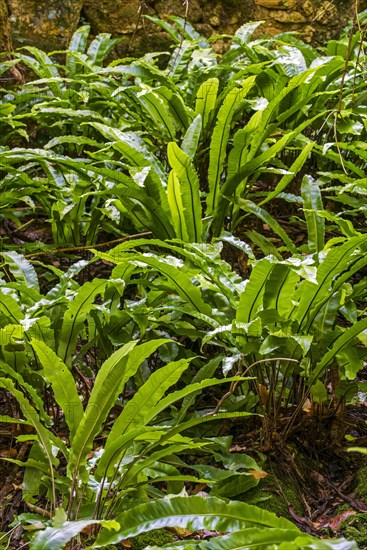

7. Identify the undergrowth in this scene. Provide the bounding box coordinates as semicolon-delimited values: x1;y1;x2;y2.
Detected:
0;11;366;550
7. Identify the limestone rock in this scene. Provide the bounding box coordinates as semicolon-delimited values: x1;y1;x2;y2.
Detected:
83;0;141;34
255;0;297;9
5;0;358;55
0;0;13;52
8;0;84;50
272;10;306;23
302;1;314;17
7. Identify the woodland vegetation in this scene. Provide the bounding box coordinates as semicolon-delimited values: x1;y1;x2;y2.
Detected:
0;5;367;550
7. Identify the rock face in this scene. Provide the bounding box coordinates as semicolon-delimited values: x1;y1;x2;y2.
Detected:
8;1;85;51
0;0;12;52
6;0;366;54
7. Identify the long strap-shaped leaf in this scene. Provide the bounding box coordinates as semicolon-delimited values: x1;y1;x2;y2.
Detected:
310;317;367;385
2;251;39;292
93;249;213;316
30;518;118;550
31;340;84;440
168;142;202;242
295;235;367;330
0;361;51;426
120;442;206;490
0;290;24;323
107;358;191;441
236;258;275;325
136;89;177;140
228;197;298;254
247;66;324;160
0;378;57;508
88;122;166;182
226;110;264;183
128;255;212;316
95;495;298;546
66;25;90;74
167;170;190;241
206;76;256;216
182;114;202;157
212;113;324;236
58;279;107;366
96;376;246;480
154;86;193;131
115;187;175;240
263;264;300;318
30;517;355;550
68;339;170;480
301;175;325;254
18;47;62;96
102;238;240;305
86;33;119;66
162;529;357;550
195;77;219;130
97;358;191;476
259;142;314;206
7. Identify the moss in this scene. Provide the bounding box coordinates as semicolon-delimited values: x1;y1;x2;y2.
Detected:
354;462;367;502
130;529;174;550
328;458;367;546
243;464;304;519
339;513;367;546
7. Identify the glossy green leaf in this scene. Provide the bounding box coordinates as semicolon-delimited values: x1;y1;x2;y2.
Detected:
58;279;107;366
259;142;314;206
31;340;84;440
195;78;219;129
86;33;119;65
301;175;325;254
312;317;367;383
98;358;192;476
206;77;256;216
126;255;212;315
229;197;297;253
95;495;298;546
0;378;56;505
296;236;367;330
167;170;190;241
1;251;39;292
237;258;274;324
159;530;357;550
30;518;119;550
0;290;24;323
181;114;202;157
68;339;170;479
168;142;202;242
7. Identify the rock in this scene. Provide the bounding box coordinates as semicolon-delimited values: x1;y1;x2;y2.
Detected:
209;15;221;28
0;0;13;52
302;1;314;17
313;2;338;25
6;0;358;55
8;0;84;50
271;10;307;23
83;0;141;34
255;0;297;9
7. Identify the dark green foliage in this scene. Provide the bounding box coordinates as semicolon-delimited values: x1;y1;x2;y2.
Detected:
1;17;366;245
0;15;366;550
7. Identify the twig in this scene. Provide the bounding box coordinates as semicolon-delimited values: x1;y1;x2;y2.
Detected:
168;0;190;75
24;231;153;259
312;1;335;23
26;503;51;519
208;357;298;416
129;1;147;52
243;357;298;377
333;0;359;175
